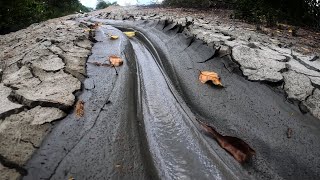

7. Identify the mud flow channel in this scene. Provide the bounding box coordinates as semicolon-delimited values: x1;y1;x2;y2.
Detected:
24;19;320;180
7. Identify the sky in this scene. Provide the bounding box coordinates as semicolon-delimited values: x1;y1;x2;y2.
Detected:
80;0;160;8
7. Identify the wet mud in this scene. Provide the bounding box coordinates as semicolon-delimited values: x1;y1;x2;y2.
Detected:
24;19;320;180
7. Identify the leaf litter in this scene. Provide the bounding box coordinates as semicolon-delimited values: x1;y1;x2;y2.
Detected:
87;55;123;75
199;71;223;87
109;55;123;67
197;119;255;163
124;31;135;38
75;100;84;118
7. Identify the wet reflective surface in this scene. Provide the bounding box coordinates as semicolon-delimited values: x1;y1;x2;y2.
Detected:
24;19;320;180
132;37;235;179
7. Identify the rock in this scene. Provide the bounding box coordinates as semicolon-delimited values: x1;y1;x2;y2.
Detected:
59;43;90;55
0;108;51;165
75;39;92;50
309;76;320;87
286;59;320;77
30;106;66;125
191;28;232;43
0;163;21;180
295;53;320;72
61;43;89;66
0;84;24;119
186;16;193;24
2;63;20;79
176;17;186;26
259;46;288;62
0;14;92;136
224;40;246;47
63;53;87;76
3;66;41;89
49;45;63;54
304;89;320;120
232;45;286;82
268;44;292;55
14;70;81;108
218;45;231;57
242;67;284;82
32;55;65;71
283;71;314;101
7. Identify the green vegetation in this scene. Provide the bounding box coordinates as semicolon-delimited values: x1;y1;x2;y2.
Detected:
162;0;320;30
0;0;90;34
96;0;118;10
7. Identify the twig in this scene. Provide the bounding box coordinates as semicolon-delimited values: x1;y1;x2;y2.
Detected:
113;66;118;75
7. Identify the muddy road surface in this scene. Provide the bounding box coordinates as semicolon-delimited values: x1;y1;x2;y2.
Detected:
23;19;320;180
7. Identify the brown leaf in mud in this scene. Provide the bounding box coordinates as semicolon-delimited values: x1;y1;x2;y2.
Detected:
110;35;119;40
199;71;223;86
124;31;135;38
109;55;123;67
197;120;255;163
75;100;84;118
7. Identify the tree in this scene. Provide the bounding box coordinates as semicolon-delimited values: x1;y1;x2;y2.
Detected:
0;0;88;34
162;0;320;30
96;0;110;9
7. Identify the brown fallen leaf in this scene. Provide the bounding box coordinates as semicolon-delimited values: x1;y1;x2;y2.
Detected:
197;120;255;163
109;55;123;67
110;36;119;40
199;71;223;86
123;31;135;38
68;176;75;180
75;100;84;118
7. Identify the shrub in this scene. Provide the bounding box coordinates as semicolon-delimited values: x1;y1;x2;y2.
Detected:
0;0;90;34
162;0;320;30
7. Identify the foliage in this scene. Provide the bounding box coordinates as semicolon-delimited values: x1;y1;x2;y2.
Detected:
234;0;320;28
162;0;211;8
162;0;233;8
162;0;320;30
0;0;90;34
96;0;118;10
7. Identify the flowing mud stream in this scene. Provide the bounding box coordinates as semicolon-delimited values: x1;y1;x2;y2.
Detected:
23;19;320;180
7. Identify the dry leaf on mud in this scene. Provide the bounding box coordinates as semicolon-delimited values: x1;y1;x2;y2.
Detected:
124;31;135;38
110;35;119;40
109;55;123;67
199;71;223;86
75;100;84;118
197;120;255;163
68;177;75;180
